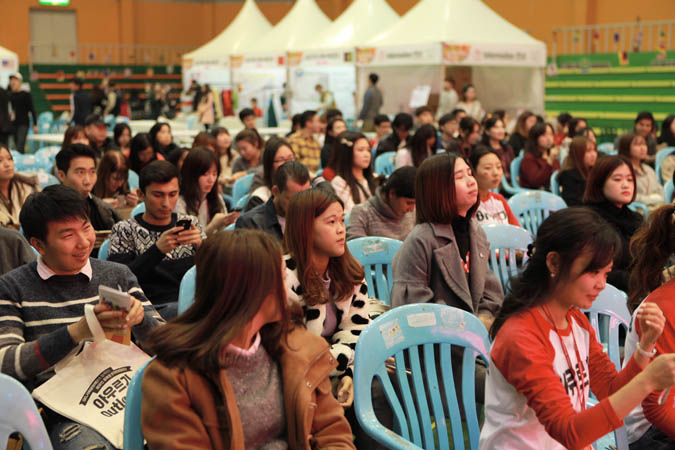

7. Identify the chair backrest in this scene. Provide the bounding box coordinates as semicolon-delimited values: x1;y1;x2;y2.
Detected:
15;154;51;173
507;191;567;235
232;173;255;205
0;373;53;450
597;142;615;153
123;357;156;450
235;193;250;210
582;283;631;371
665;179;674;203
35;172;60;188
627;201;648;218
128;169;140;190
655;146;675;185
177;266;196;314
509;154;524;189
374;152;396;177
186;114;198;130
354;304;491;450
36;145;62;163
98;238;111;260
481;224;533;290
131;202;146;217
550;170;561;196
347;237;403;305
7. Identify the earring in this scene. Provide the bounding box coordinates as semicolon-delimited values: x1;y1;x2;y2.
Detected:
550;272;556;278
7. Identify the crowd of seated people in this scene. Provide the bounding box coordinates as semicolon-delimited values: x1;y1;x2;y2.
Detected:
2;92;675;450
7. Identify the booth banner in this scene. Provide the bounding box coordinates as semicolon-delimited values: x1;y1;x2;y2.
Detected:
356;43;441;67
231;53;285;69
443;42;546;67
295;49;355;67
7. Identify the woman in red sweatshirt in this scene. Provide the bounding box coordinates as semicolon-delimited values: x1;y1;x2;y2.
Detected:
479;207;675;450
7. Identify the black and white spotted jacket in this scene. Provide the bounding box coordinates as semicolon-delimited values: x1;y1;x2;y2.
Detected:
284;255;370;378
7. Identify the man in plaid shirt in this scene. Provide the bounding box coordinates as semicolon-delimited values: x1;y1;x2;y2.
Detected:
288;110;322;172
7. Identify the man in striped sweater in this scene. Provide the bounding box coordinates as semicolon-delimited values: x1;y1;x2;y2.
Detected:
0;184;161;449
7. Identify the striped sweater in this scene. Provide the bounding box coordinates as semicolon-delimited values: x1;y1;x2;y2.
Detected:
0;258;162;389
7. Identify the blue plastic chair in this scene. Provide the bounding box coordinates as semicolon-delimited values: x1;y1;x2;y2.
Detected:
98;238;110;260
665;179;674;203
582;283;631;371
35;172;60;188
225;222;236;231
597;142;615;153
14;154;52;173
627;201;648;218
509;154;525;190
655;146;675;185
128;170;140;190
36;145;62;163
500;174;526;196
232;173;255;205
550;170;561;196
235;193;250;210
186;115;198;130
354;303;491;450
347;237;403;305
481;224;533;291
123;357;156;450
177;266;196;314
374;152;396;177
507;191;567;236
0;373;53;450
131;202;145;217
104;114;116;132
344;212;350;226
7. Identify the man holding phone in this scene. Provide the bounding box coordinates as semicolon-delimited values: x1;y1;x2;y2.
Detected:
108;161;204;320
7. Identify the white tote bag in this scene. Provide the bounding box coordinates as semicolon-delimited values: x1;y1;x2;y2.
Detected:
32;304;151;448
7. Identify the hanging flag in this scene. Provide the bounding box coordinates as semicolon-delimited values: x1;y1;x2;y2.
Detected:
613;32;620;43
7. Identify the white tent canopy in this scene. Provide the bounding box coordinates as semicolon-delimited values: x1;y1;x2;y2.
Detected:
0;45;19;89
246;0;331;55
181;0;271;89
357;0;546;117
230;0;331;124
288;0;400;119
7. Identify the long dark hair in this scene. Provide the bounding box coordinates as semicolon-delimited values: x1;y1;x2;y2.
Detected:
262;137;294;190
149;122;173;155
128;132;155;173
0;145;38;218
113;123;131;149
524;122;552;158
61;125;88;151
490;207;621;339
92;150;130;198
180;147;223;219
416;153;479;224
146;230;291;373
628;204;675;312
284;188;365;307
332;131;377;204
658;115;675;146
409;124;437;168
210;126;233;167
480;116;504;147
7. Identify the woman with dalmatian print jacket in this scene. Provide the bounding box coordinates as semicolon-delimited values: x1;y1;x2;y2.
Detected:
284;188;371;409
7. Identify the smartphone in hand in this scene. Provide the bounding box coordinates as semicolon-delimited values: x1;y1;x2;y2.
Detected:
175;219;191;233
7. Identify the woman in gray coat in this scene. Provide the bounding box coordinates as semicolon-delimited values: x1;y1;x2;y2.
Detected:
391;153;504;331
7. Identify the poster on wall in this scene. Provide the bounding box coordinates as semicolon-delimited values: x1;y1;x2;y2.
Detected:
289;65;357;120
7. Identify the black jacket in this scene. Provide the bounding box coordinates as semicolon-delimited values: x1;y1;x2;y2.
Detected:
0;88;11;133
375;132;411;158
558;168;586;207
585;201;643;291
9;91;37;126
72;90;92;126
235;197;283;242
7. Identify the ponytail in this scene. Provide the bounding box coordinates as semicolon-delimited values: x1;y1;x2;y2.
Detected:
628;204;675;312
